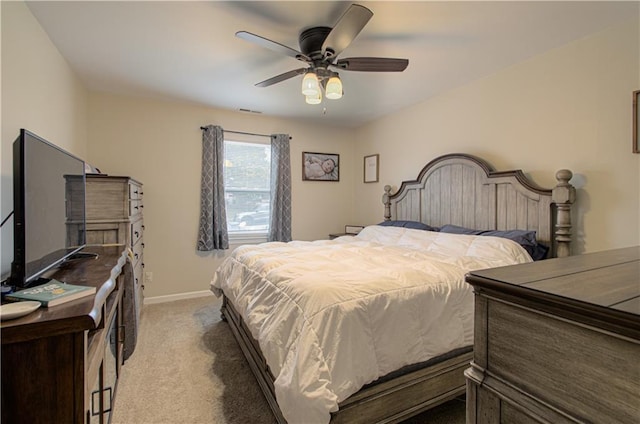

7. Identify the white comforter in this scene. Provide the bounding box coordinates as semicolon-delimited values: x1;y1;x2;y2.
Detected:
210;225;532;424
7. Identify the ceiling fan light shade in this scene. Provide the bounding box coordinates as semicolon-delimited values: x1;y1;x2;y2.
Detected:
301;72;320;96
325;76;343;100
305;91;322;105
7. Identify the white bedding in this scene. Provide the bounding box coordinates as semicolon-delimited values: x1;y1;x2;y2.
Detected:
210;225;532;424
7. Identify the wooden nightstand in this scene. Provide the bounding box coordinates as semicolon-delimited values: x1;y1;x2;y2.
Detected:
330;225;365;240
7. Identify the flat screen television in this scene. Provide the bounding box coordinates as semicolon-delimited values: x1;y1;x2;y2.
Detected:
10;129;87;288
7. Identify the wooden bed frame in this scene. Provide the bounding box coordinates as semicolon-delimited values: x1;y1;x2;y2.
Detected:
220;153;576;423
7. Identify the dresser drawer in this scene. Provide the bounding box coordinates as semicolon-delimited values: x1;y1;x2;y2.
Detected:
129;182;143;200
129;199;143;217
134;261;144;292
485;300;639;423
131;238;143;266
130;219;143;247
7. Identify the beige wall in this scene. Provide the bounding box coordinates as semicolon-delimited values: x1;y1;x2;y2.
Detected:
353;16;640;255
3;2;639;297
1;1;88;276
87;93;355;297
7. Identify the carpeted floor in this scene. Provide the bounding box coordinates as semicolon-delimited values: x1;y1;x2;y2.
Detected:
111;296;466;424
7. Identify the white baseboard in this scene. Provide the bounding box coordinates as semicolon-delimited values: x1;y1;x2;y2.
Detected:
144;290;213;305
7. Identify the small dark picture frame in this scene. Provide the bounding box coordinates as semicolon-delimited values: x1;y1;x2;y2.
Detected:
302;152;339;181
634;90;639;153
364;154;379;183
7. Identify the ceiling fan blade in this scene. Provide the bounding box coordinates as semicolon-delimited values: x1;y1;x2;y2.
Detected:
255;68;307;88
236;31;310;62
321;4;373;59
334;57;409;72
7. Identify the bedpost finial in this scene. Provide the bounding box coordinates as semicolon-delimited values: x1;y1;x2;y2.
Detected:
382;185;392;203
552;169;575;258
555;169;573;186
382;185;392;221
552;169;576;204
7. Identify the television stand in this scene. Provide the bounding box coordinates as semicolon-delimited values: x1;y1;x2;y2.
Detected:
1;245;131;423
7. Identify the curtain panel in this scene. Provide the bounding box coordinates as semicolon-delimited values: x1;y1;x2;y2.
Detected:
269;134;292;242
197;125;229;250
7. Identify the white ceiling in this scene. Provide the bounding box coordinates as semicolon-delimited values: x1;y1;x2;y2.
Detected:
27;1;636;128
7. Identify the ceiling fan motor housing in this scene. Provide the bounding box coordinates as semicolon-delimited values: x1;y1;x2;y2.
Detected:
299;27;332;60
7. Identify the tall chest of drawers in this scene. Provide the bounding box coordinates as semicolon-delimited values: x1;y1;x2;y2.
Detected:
85;175;144;358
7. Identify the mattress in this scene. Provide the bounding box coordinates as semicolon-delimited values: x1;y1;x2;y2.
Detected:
211;225;532;423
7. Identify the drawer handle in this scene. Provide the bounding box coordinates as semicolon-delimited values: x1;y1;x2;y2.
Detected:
134;190;138;194
134;253;139;259
140;205;144;209
142;225;145;230
135;231;139;237
142;243;145;248
134;205;139;210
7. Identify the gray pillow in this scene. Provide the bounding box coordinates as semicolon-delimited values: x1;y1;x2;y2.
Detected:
378;220;440;232
439;225;549;260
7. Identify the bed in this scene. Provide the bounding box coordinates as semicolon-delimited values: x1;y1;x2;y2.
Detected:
211;153;576;424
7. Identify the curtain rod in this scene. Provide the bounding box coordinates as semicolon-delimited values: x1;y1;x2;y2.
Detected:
199;127;291;140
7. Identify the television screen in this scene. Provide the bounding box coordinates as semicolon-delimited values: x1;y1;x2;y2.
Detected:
11;129;86;288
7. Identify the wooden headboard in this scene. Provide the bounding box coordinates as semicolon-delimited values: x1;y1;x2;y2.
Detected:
382;154;576;258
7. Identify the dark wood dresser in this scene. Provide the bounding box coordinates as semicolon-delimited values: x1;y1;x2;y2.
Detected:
465;246;640;424
1;245;131;424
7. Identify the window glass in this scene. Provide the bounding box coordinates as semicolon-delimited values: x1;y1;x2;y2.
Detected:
224;140;271;235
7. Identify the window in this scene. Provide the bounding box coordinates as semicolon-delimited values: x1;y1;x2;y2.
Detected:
224;139;271;243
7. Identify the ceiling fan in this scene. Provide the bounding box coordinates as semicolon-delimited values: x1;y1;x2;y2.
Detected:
236;3;409;104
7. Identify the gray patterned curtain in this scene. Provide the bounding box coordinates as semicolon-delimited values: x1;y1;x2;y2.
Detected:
197;125;229;250
268;134;292;242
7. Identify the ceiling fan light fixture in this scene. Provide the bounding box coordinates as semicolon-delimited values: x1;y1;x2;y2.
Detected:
301;71;320;96
305;90;322;105
237;5;407;107
325;76;343;100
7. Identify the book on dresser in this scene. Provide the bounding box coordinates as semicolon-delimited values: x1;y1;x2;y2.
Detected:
5;280;96;307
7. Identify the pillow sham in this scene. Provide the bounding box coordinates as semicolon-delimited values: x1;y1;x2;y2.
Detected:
439;224;549;261
377;220;439;232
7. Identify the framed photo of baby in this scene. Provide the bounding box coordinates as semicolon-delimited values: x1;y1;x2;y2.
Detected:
302;152;339;181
